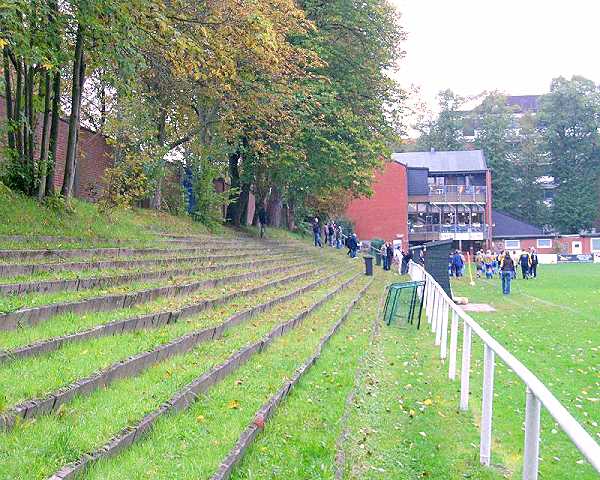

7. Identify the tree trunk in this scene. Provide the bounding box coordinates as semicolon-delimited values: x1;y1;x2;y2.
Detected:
26;64;36;177
267;186;283;227
14;60;23;161
150;109;167;210
45;71;61;196
2;48;15;150
62;24;85;198
38;70;51;199
226;152;241;225
238;182;251;226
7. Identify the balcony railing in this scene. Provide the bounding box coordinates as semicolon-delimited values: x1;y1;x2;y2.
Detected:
409;224;486;234
408;224;487;241
425;185;487;203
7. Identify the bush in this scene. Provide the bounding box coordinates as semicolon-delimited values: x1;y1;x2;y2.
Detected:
99;154;152;213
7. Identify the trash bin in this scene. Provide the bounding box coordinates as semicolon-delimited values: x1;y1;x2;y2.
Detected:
375;253;382;266
364;256;374;276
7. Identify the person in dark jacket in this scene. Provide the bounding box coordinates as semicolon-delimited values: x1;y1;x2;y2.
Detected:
529;248;539;278
452;250;464;277
519;250;531;279
401;250;412;275
500;251;514;294
258;205;268;238
312;218;322;247
347;234;358;258
386;242;394;271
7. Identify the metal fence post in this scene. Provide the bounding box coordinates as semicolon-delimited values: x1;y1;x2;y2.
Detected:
523;387;541;480
449;310;458;379
440;304;449;359
432;291;439;334
460;322;472;411
435;298;445;347
480;345;495;466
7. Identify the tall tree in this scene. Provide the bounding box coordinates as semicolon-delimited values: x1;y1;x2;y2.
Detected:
415;90;465;151
538;76;600;233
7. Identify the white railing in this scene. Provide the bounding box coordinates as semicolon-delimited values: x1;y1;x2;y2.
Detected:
407;261;600;479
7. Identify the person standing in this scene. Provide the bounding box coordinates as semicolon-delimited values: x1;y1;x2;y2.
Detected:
386;242;394;272
328;223;335;247
500;250;514;294
348;234;358;258
530;248;538;278
335;224;342;249
381;242;388;270
323;222;329;246
519;250;531;279
258;204;268;238
453;250;464;277
312;218;322;247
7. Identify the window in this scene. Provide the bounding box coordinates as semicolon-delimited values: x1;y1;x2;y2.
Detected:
592;238;600;252
537;238;552;249
505;239;521;250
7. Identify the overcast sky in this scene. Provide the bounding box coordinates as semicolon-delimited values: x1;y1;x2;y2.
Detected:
390;0;600;110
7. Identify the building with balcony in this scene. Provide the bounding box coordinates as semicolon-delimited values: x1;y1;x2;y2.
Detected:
398;149;492;250
345;149;493;251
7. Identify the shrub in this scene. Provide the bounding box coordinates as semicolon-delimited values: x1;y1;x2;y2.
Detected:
99;154;152;212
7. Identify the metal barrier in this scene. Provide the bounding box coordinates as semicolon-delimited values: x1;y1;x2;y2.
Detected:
408;261;600;479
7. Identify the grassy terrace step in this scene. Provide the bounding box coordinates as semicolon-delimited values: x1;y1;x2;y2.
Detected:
76;275;371;480
0;265;326;362
0;251;291;285
0;267;328;351
0;256;306;312
227;277;384;480
0;243;288;270
0;267;340;412
0;249;292;277
0;253;298;295
0;259;313;330
0;242;275;262
0;269;348;431
52;273;365;480
0;271;360;479
212;280;373;479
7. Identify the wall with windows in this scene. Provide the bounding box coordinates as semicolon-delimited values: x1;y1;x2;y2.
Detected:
494;236;598;255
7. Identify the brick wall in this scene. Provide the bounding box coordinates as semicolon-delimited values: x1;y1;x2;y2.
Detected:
0;97;113;201
345;161;408;245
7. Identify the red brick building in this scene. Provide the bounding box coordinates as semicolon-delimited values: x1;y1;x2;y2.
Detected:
346;150;493;251
346;161;408;247
0;97;113;201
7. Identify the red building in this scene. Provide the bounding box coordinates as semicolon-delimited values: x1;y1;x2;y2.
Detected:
346;161;408;248
0;97;113;201
346;149;493;251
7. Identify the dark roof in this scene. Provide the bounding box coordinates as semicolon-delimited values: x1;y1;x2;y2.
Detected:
392;150;487;173
506;95;540;113
492;210;543;238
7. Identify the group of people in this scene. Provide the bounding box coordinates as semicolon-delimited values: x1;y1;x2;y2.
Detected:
311;218;359;258
473;248;539;294
379;242;396;270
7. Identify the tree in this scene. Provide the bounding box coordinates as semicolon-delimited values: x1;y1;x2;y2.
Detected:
538;76;600;233
415;90;465;151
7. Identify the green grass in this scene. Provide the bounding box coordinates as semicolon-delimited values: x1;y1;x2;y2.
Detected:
450;264;600;479
0;272;362;479
0;264;317;351
0;183;217;245
0;257;303;313
0;267;340;408
83;276;372;480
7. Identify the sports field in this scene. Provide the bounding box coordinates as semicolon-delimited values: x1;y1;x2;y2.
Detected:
448;263;600;478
